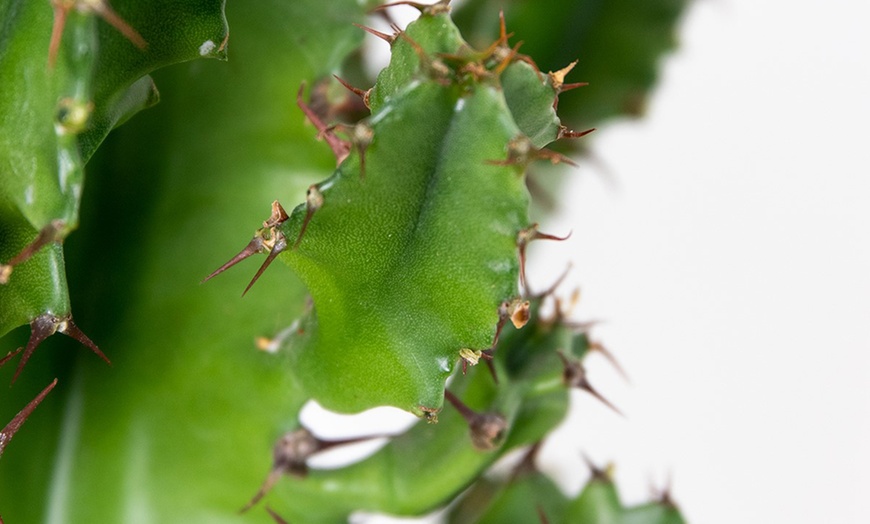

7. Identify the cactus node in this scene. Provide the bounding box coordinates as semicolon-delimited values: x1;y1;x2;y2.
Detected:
10;313;107;385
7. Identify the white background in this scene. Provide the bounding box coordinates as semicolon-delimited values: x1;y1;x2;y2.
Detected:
534;0;870;522
310;1;870;522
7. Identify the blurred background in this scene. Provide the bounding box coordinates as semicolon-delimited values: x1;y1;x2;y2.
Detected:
529;0;870;522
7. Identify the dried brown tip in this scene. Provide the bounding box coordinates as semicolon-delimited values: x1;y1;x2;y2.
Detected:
0;220;65;285
444;389;506;451
549;61;578;92
558;351;623;417
0;378;58;458
293;185;324;249
12;314;108;385
297;84;352;165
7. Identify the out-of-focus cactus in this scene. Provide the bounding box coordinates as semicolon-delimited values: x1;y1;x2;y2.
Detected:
0;1;689;522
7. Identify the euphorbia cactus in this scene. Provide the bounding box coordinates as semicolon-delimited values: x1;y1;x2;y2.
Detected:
0;1;688;522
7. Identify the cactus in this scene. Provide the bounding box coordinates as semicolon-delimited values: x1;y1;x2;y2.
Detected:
0;1;688;522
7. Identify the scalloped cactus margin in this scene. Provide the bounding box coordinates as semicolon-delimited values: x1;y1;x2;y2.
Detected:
0;1;690;522
206;4;583;416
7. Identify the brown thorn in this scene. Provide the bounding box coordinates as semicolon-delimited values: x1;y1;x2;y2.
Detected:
538;148;578;167
536;506;550;524
558;351;623;417
353;23;396;44
59;318;111;366
0;348;22;368
560;81;589;92
484;357;499;385
558;127;595;140
92;1;147;50
528;263;572;300
243;233;287;297
1;220;64;285
444;389;506;451
373;0;451;15
0;378;58;458
240;468;284;514
201;236;265;284
293;185;324;249
48;2;69;68
265;507;290;524
333;74;370;108
581;452;611;481
498;10;507;43
11;315;60;385
297;84;351;165
589;341;630;383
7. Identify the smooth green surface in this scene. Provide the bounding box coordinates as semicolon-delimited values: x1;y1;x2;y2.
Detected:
0;1;363;522
0;0;227;341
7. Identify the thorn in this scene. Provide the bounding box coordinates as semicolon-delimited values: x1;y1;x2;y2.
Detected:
333;74;371;109
11;315;58;385
373;0;451;15
48;1;69;68
353;23;397;44
90;0;147;50
557;351;623;417
558;126;595;140
536;506;550;524
201;236;266;284
517;225;572;294
489;136;577;169
243;232;288;297
509;441;542;481
48;0;147;69
0;220;65;285
0;378;58;458
11;314;108;385
444;389;506;451
241;428;384;513
580;452;612;481
57;317;111;366
0;348;22;368
293;185;324;249
588;341;630;383
265;507;290;524
297;84;352;165
528;263;572;300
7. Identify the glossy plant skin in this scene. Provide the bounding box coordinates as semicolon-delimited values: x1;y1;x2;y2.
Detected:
0;1;688;523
